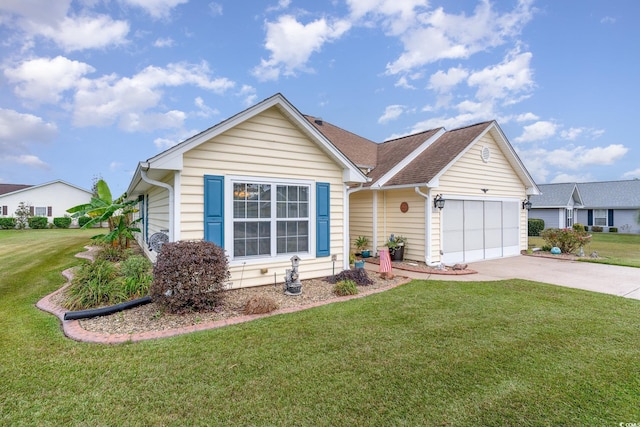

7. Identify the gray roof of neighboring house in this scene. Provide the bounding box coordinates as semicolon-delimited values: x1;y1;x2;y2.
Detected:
530;183;581;208
576;180;640;209
531;180;640;209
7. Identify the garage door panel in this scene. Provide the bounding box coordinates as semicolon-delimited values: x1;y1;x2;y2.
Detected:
442;199;520;263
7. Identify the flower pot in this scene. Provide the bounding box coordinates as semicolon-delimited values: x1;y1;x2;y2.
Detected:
390;246;404;261
361;250;370;258
354;260;365;269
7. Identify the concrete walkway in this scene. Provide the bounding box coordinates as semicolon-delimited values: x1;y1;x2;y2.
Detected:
386;255;640;300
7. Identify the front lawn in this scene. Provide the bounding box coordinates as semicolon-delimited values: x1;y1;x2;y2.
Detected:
2;230;639;425
529;232;640;268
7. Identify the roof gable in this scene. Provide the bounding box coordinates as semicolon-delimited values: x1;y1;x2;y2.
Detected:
0;180;91;198
0;184;32;196
530;183;582;208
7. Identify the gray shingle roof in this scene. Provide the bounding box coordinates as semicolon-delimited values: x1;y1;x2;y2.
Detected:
577;180;640;208
531;180;640;209
530;183;580;208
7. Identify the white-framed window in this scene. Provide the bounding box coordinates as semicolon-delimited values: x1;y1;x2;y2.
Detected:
35;206;47;217
594;209;607;226
566;208;573;228
231;179;311;259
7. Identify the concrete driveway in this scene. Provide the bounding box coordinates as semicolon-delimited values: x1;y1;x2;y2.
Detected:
399;256;640;300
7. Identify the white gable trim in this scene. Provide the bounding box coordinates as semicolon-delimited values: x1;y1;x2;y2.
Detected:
427;122;539;195
0;180;92;199
369;128;446;189
145;93;367;184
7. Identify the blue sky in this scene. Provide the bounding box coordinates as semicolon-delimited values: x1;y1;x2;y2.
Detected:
1;0;639;196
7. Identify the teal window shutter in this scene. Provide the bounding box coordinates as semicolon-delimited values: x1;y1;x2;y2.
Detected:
204;175;224;247
316;182;330;257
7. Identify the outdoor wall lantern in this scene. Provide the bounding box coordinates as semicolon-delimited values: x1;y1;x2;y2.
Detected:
522;199;532;210
433;194;446;210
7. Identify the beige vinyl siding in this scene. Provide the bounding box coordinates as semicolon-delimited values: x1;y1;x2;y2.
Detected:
349;191;374;253
375;188;426;262
180;106;346;288
436;132;528;252
147;177;171;234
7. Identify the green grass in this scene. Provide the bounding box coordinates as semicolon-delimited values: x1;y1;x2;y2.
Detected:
2;230;640;425
529;232;640;267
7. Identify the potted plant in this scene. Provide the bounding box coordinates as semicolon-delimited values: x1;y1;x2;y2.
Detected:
385;235;406;261
354;235;370;258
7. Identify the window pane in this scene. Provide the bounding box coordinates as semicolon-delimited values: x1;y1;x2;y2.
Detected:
288;186;298;201
299;187;309;201
277;185;286;201
234;201;245;218
277;201;286;218
288;203;298;218
247;201;258;218
299;202;308;217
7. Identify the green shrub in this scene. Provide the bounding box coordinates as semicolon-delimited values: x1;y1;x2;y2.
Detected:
609;227;618;233
540;228;591;254
334;279;359;296
53;217;72;229
541;244;552;252
329;268;374;286
528;218;544;236
150;241;230;314
572;223;584;232
0;217;15;229
95;245;131;263
28;216;48;229
78;216;92;227
64;260;124;310
120;255;153;298
591;226;603;232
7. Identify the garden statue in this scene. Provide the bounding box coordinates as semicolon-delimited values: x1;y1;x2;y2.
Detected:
284;255;302;296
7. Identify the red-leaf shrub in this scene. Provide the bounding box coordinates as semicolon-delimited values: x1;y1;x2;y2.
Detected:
151;241;230;314
540;228;591;254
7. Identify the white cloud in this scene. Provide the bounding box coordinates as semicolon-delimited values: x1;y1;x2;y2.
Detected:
560;127;605;141
394;76;416;89
2;154;49;169
516;112;539;122
209;2;223;16
194;96;219;118
252;15;351;81
0;109;57;152
73;62;235;130
347;0;428;35
237;85;257;106
120;0;189;19
378;105;405;124
623;168;640;179
515;120;557;142
0;1;71;27
467;50;534;102
549;173;593;184
428;66;469;93
153;37;175;47
4;56;95;104
36;15;129;52
601;16;616;24
385;0;535;74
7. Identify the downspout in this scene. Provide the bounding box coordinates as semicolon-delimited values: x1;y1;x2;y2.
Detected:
140;168;174;242
344;183;365;270
415;186;442;267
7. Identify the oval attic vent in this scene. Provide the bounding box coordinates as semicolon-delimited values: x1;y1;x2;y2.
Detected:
481;146;491;163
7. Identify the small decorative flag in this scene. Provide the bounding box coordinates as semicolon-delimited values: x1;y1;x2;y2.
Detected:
379;248;392;274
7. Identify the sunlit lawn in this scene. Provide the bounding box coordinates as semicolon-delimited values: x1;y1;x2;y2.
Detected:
2;230;639;426
529;232;640;268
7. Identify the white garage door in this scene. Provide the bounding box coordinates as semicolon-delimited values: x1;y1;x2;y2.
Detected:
442;199;519;264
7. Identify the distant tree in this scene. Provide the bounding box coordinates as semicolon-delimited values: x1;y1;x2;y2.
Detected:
14;202;31;230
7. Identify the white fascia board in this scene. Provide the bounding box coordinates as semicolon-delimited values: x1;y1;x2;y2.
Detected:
488;124;540;194
371;128;446;188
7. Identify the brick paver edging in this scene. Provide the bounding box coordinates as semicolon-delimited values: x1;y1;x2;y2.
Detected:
36;247;413;344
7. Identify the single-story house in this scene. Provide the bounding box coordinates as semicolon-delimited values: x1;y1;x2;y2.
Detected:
529;180;640;233
0;180;93;225
127;93;539;288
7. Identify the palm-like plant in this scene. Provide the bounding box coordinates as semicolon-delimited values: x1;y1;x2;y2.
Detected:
67;179;141;248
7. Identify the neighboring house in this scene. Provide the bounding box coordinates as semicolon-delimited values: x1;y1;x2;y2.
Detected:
530;180;640;233
527;183;583;229
127;93;539;288
0;180;93;225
